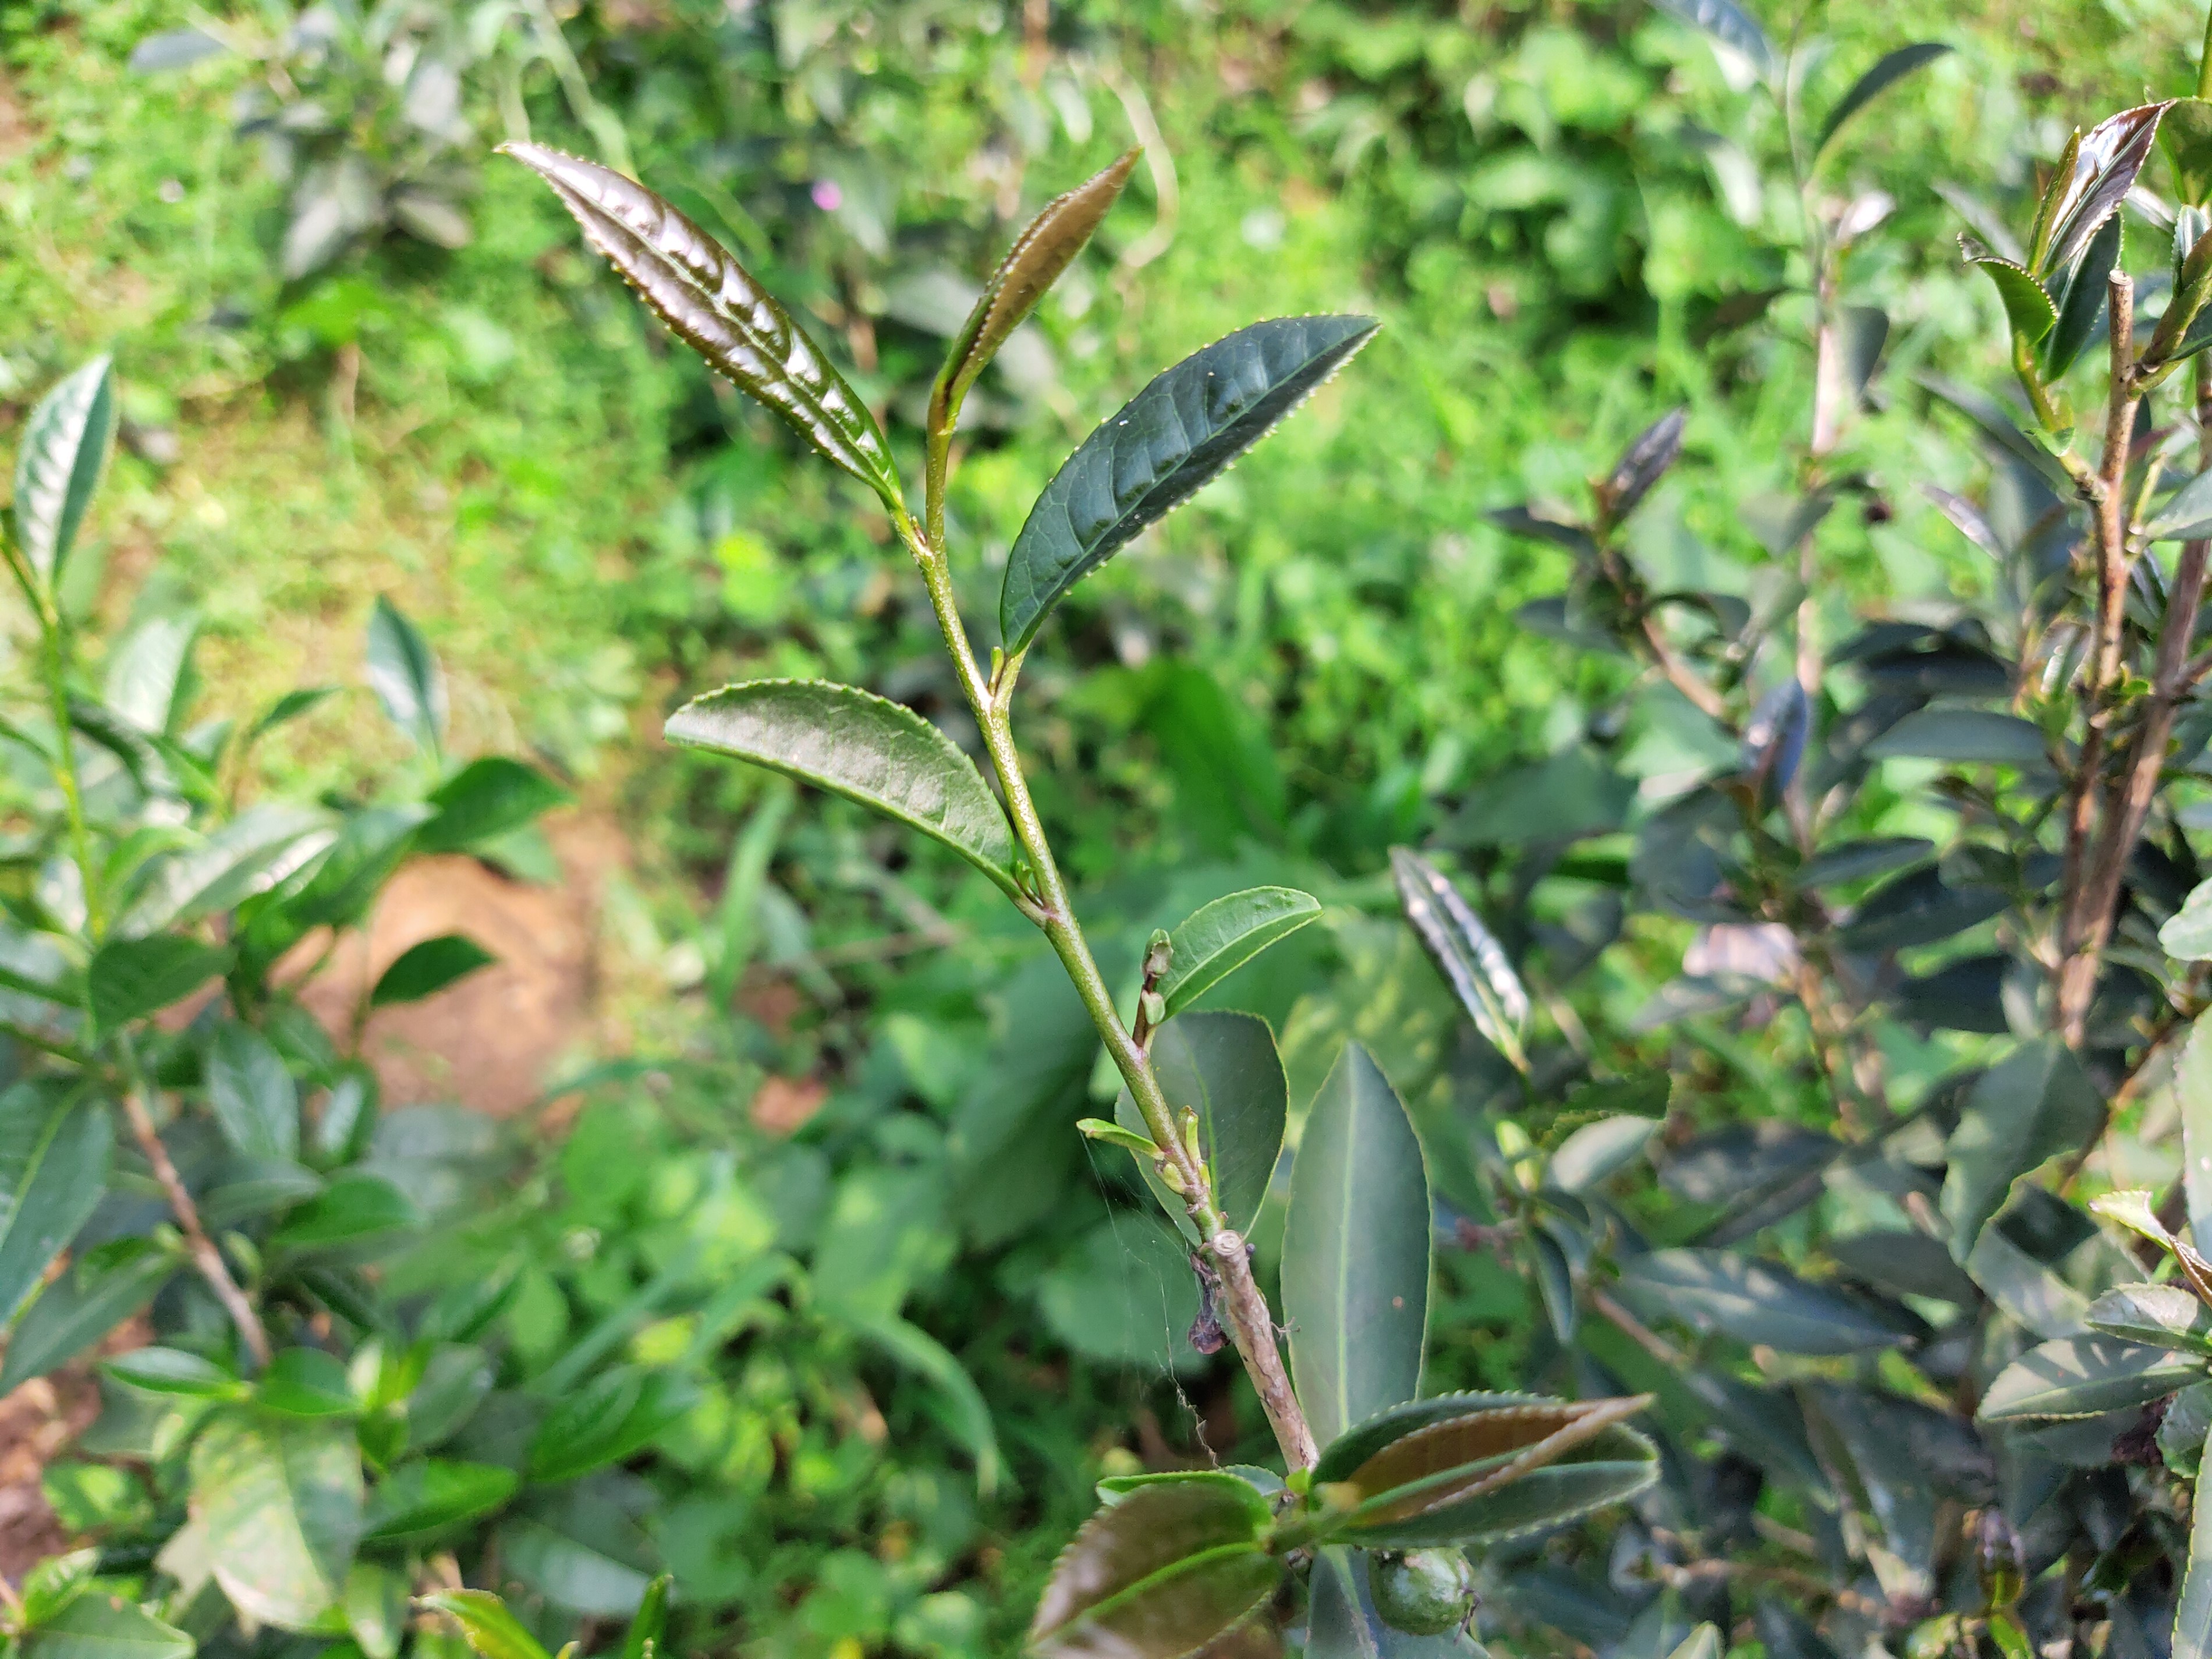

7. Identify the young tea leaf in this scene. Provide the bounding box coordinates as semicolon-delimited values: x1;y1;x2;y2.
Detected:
1817;44;1952;158
620;1575;672;1659
1154;886;1321;1018
2038;103;2169;279
420;1590;553;1659
665;679;1023;902
12;356;116;595
1962;241;2057;346
2164;97;2212;209
999;314;1378;653
1284;1044;1431;1445
502;143;902;513
1391;848;1529;1070
933;150;1140;439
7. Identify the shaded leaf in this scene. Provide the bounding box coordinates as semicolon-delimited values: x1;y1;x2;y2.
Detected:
1284;1045;1431;1445
0;1090;111;1327
844;1310;1002;1495
128;28;227;72
268;1174;418;1252
2147;471;2212;543
526;1366;693;1483
1979;1336;2207;1420
1828;1230;1979;1307
1835;864;2007;953
1818;44;1953;156
1392;849;1528;1068
502;143;902;512
934;150;1140;435
1116;1011;1286;1238
13;357;116;594
2177;1417;2212;1659
190;1413;363;1628
1000;315;1378;653
2044;212;2122;378
1597;409;1685;525
371;935;496;1008
364;597;445;755
1863;708;2046;765
2163;96;2212;208
0;1239;174;1392
1306;1548;1482;1658
1548;1117;1657;1194
1795;837;1934;888
1940;1038;2103;1258
2085;1284;2212;1353
1615;1249;1914;1355
206;1022;299;1162
1155;887;1322;1018
86;935;228;1035
1919;375;2072;488
2179;1009;2212;1243
104;1347;242;1397
665;680;1021;901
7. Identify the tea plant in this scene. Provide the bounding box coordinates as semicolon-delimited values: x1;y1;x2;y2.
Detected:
500;137;1665;1654
1391;6;2212;1658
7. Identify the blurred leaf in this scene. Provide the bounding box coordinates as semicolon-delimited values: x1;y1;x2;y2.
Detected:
1647;0;1777;78
127;27;227;71
206;1022;300;1161
621;1575;672;1659
502;143;902;512
1548;1117;1657;1194
0;1089;109;1327
0;1239;173;1392
2147;472;2212;543
370;934;495;1008
1155;887;1321;1018
2177;1419;2212;1659
1027;1477;1280;1659
419;1591;551;1659
844;1310;1002;1495
1863;708;2046;765
934;150;1140;435
2085;1284;2212;1353
1285;1045;1431;1445
526;1366;693;1483
24;1590;192;1659
414;758;570;856
361;1460;517;1543
1597;409;1685;525
1979;1336;2206;1420
1818;44;1953;156
87;935;229;1031
258;1348;355;1418
1835;864;2007;953
268;1174;418;1252
1615;1249;1913;1355
1392;849;1528;1069
105;1347;243;1397
1001;315;1379;653
665;680;1021;901
1117;1011;1286;1239
13;357;116;595
344;1564;407;1659
1941;1039;2103;1257
1795;837;1934;888
1919;375;2072;488
2163;97;2212;207
1828;1231;1978;1307
2181;1011;2212;1243
365;597;445;756
191;1413;363;1628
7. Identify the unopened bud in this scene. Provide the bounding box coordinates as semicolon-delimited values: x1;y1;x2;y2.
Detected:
1157;1160;1189;1194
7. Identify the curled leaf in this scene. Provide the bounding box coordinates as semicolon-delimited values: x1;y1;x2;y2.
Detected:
1001;314;1378;653
933;150;1140;438
1391;848;1529;1070
502;143;901;512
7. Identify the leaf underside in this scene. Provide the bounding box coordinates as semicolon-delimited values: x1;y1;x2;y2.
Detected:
1000;314;1378;654
13;356;117;591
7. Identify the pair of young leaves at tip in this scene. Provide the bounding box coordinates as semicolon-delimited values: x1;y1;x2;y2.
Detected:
425;1572;669;1659
498;140;1377;884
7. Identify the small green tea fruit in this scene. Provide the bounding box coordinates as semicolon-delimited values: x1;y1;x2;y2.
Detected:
1370;1549;1477;1636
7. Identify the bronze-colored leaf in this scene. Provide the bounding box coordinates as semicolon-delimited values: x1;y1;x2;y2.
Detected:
501;143;902;513
1340;1394;1651;1528
933;150;1140;439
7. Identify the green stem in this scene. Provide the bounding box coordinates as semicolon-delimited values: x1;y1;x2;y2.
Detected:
37;613;102;941
895;508;1318;1469
2198;3;2212;101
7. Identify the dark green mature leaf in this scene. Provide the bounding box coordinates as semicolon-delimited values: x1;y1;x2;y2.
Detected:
2179;1011;2212;1242
1548;1117;1657;1194
13;356;116;593
28;1588;193;1659
2039;104;2169;278
1979;1337;2207;1420
1828;1231;1979;1307
1963;243;2057;345
1284;1045;1431;1445
190;1413;363;1628
1155;887;1321;1018
1863;708;2046;765
1835;864;2007;953
0;1239;174;1392
1940;1039;2103;1258
1392;849;1528;1068
86;935;229;1032
206;1022;299;1161
1027;1477;1281;1659
526;1366;694;1483
2146;470;2212;542
371;935;496;1008
414;758;570;855
1000;314;1378;653
1795;837;1935;888
419;1590;552;1659
1818;44;1952;156
621;1575;673;1659
364;597;445;755
361;1460;517;1543
2045;212;2122;378
1115;1011;1287;1238
666;680;1022;900
0;1090;111;1327
502;143;902;512
1614;1249;1913;1355
934;150;1140;437
1647;0;1777;77
2086;1284;2212;1353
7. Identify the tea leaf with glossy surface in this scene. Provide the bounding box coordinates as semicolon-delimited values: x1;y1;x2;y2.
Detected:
502;143;901;512
1392;848;1529;1068
1000;314;1378;653
371;934;495;1008
365;597;445;756
1284;1044;1431;1445
2039;104;2168;278
665;680;1021;901
1155;887;1321;1018
2085;1284;2212;1353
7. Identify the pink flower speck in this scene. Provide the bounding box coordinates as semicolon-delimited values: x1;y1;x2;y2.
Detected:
811;179;843;212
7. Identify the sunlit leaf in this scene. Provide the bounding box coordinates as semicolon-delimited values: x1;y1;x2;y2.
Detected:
502;143;902;512
934;150;1140;437
190;1412;363;1628
420;1591;552;1659
665;679;1022;901
364;597;445;756
1647;0;1777;79
1391;848;1528;1069
1000;315;1378;653
1155;887;1321;1018
2039;104;2169;278
1961;242;2056;345
12;357;116;594
1978;1335;2206;1420
2085;1284;2212;1353
1284;1045;1430;1445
